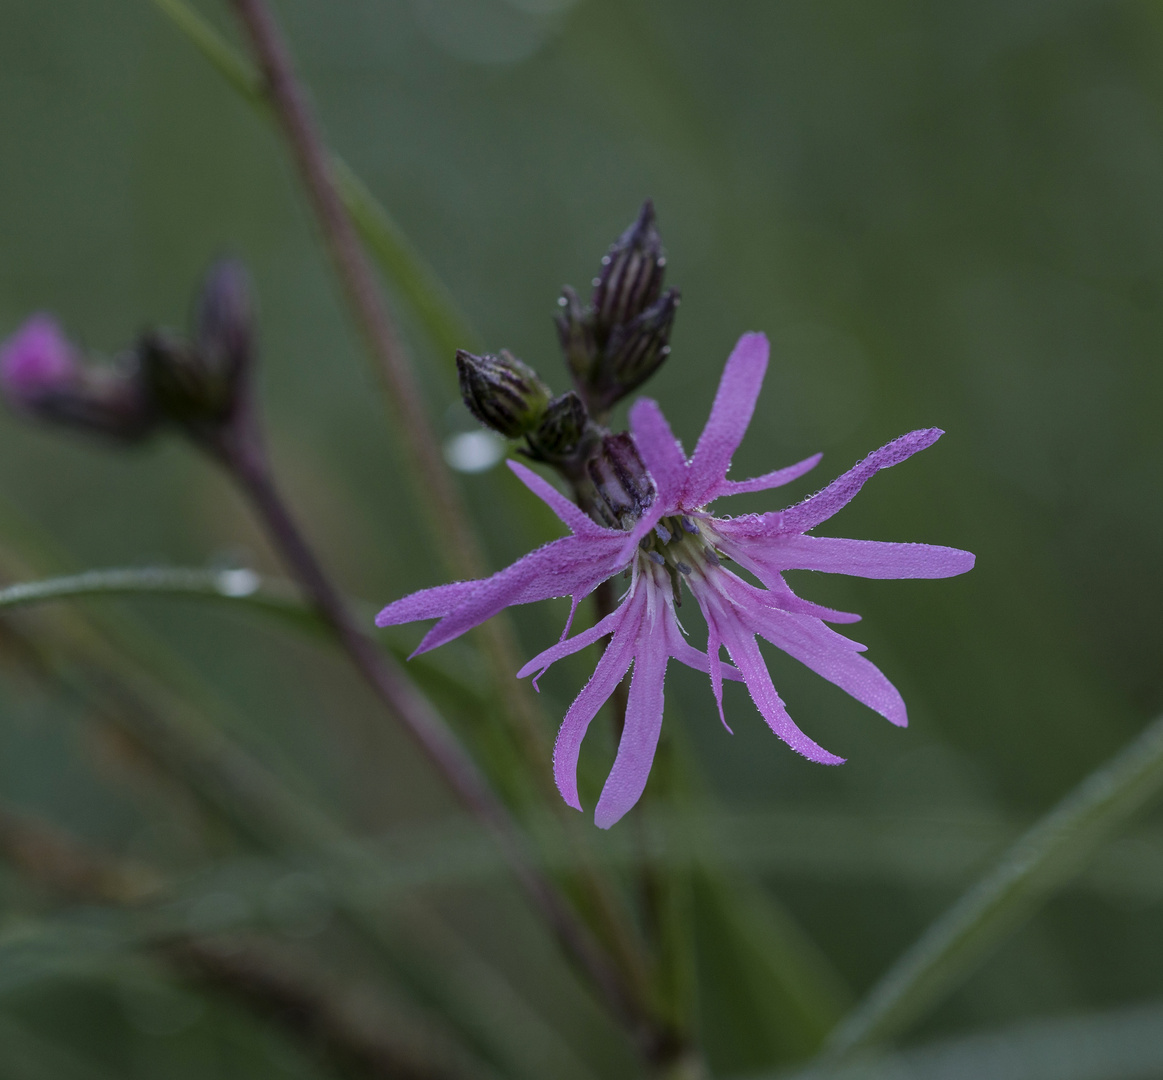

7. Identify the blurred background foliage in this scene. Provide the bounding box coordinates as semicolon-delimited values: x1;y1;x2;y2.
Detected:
1;0;1162;1077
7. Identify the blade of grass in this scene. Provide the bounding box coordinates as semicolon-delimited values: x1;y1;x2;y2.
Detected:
820;711;1163;1063
769;998;1163;1080
0;563;487;706
0;566;307;623
2;628;602;1080
0;546;599;1077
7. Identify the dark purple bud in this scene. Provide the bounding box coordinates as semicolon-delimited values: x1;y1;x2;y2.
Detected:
139;329;230;428
196;259;254;391
1;314;157;442
586;432;655;529
554;201;679;416
591;200;665;340
554;285;597;383
457;349;551;438
599;287;679;407
528;390;589;458
141;261;256;432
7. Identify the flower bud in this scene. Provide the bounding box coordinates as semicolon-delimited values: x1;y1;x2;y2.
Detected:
587;432;655;530
0;315;157;442
528;390;589;458
554;201;679;417
600;287;679;407
591;200;665;341
140;261;256;432
456;349;551;439
0;315;80;407
196;259;254;394
554;285;596;383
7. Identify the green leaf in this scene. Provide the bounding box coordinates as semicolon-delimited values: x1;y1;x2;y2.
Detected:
819;711;1163;1063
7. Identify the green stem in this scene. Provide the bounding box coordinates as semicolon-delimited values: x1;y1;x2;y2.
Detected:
0;565;302;618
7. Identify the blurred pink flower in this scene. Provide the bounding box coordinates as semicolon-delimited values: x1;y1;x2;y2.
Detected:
0;314;78;405
377;333;974;827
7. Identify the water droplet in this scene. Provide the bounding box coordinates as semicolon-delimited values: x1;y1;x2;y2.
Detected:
217;568;260;597
444;430;504;473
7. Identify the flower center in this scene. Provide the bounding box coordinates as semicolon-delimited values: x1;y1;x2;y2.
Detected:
636;514;723;605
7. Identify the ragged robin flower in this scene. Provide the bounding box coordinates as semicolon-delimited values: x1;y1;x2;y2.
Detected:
377;333;975;828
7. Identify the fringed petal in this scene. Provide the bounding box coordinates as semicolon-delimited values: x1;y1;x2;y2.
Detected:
375;580;481;628
710;452;822;499
552;589;645;812
685;332;769;506
594;613;669;828
415;533;625;655
770;535;976;579
778;429;944;534
507;460;615;538
629;398;688;505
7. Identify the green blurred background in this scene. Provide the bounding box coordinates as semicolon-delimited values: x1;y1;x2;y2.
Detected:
1;0;1162;1076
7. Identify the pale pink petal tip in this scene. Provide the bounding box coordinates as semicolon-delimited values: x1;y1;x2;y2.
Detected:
0;314;77;401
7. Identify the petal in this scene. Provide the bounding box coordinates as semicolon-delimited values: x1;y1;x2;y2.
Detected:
415;533;625;655
615;500;670;565
552;590;644;812
705;594;845;765
594;633;669;829
778;429;944;535
507;459;613;538
751;606;908;727
713;568;865;648
685;332;769;506
516;602;628;683
661;616;743;684
771;536;976;579
629;398;688;505
711;529;863;624
702;602;730;732
375;580;480;628
711;452;822;499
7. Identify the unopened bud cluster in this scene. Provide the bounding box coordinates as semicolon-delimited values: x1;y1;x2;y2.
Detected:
0;260;255;447
453;202;680;526
556;200;679;419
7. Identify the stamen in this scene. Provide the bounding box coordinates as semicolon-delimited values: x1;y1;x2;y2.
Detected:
704;547;721;567
647;551;665;566
639;535;652;551
680;515;699;534
675;561;691;575
654;522;672;544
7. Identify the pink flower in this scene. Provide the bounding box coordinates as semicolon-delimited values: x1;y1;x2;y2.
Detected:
0;314;79;406
377;333;974;828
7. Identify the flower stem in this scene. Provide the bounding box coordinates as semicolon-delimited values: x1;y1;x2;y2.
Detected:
225;0;666;1053
224;0;561;830
227;0;471;584
206;418;653;1048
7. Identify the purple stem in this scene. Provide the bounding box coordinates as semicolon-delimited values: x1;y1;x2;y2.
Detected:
208;420;647;1041
227;0;477;584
